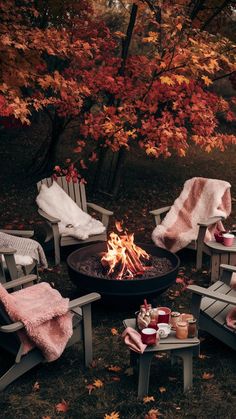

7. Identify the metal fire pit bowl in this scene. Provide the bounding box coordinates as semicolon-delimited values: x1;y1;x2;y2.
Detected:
67;242;180;302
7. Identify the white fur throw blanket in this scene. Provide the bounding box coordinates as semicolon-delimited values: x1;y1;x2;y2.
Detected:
0;282;73;362
0;232;48;268
152;177;231;253
36;181;106;240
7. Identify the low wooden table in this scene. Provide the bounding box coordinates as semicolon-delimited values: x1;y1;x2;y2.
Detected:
206;239;236;282
123;319;200;398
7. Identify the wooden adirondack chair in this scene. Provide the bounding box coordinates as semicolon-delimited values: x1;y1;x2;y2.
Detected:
0;274;101;391
188;264;236;351
150;206;223;270
36;176;113;265
0;230;38;283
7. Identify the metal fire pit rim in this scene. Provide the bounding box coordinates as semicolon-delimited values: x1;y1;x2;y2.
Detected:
67;242;180;282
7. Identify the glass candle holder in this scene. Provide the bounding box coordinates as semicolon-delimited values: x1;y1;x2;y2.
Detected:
187;318;197;338
170;311;181;330
175;321;188;339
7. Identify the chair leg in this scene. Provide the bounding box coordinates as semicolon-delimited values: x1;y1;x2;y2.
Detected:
0;350;43;391
81;305;93;367
52;225;61;265
174;349;193;392
137;352;153;398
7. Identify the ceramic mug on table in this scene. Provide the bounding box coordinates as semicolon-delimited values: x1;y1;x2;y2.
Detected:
141;328;158;346
157;307;171;324
158;323;171;338
222;233;234;247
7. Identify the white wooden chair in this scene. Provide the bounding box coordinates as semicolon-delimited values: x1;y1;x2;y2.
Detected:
0;274;101;390
36;176;113;265
150;206;223;270
0;230;38;283
188;264;236;351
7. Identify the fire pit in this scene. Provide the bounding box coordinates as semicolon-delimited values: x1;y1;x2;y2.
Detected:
67;237;180;301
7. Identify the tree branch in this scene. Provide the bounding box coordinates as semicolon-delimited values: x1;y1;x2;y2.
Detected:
201;0;230;30
118;3;138;76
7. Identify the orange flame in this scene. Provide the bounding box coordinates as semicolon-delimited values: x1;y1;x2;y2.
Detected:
101;231;150;279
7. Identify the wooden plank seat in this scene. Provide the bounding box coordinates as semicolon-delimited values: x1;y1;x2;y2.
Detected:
188;264;236;351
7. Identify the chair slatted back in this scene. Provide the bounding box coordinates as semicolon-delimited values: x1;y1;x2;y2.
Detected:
37;176;87;212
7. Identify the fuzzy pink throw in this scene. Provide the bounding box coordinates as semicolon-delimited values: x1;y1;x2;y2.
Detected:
152;177;231;253
225;272;236;330
122;327;147;353
0;282;73;362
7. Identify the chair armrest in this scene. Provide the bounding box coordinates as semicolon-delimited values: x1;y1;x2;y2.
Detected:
220;264;236;273
87;203;113;216
188;285;236;305
69;292;101;312
3;274;39;290
149;206;171;216
0;321;24;333
38;208;60;224
0;247;17;255
0;229;34;238
198;216;224;227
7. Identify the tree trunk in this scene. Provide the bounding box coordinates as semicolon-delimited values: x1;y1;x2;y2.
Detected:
28;112;65;179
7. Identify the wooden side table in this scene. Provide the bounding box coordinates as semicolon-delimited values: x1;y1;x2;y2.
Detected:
205;239;236;283
123;319;200;398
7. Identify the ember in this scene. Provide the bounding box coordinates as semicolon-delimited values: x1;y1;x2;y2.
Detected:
101;225;151;279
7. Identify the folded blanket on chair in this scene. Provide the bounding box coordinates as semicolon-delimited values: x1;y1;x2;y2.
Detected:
152;177;231;253
0;282;73;361
226;272;236;330
0;232;48;268
36;181;105;240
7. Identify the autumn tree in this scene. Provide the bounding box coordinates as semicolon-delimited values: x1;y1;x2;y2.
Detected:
0;0;236;187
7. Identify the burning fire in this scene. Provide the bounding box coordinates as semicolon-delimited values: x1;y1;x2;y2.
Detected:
101;223;150;279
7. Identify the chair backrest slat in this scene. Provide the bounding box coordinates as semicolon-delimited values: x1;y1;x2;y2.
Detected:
37;176;87;212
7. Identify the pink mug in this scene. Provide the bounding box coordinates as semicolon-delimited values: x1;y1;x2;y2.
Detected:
141;328;158;346
157;307;171;324
222;233;234;247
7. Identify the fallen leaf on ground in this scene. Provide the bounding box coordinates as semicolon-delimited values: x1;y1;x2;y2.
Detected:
32;381;40;391
199;354;210;360
111;376;120;381
104;411;120;419
93;378;104;388
111;328;119;335
144;408;160;418
143;396;155;403
55;399;69;413
86;384;95;394
176;277;184;284
124;367;134;376
202;372;214;380
108;365;122;372
90;360;97;368
159;386;166;393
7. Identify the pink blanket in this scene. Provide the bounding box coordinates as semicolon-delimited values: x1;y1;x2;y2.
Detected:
226;272;236;330
152;177;231;252
0;282;73;362
122;327;147;353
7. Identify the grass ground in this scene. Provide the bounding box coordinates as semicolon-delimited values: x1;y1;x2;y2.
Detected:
0;122;236;419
